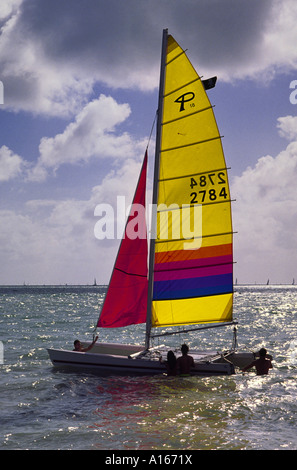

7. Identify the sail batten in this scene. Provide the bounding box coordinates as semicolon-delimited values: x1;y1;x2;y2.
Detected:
159;167;230;182
165;49;186;65
164;77;201;97
114;267;147;278
155;235;233;246
160;135;222;153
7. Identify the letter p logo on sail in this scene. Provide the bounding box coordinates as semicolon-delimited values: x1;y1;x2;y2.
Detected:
175;92;195;111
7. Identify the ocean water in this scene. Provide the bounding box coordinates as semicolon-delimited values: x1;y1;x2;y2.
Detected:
0;284;297;451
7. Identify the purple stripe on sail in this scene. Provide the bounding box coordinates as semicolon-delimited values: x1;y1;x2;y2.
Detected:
154;262;232;282
154;254;233;273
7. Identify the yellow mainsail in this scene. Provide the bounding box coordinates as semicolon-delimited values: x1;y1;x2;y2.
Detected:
151;34;233;328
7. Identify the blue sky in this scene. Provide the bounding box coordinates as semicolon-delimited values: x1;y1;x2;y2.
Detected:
1;0;297;285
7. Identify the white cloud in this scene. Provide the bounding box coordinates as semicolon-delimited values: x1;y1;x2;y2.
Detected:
2;0;297;285
91;158;145;206
0;94;146;183
0;155;148;284
232;116;297;283
27;94;146;181
0;2;93;117
277;116;297;141
1;0;297;115
0;0;22;20
262;0;297;72
91;155;151;238
0;145;25;181
0;200;100;284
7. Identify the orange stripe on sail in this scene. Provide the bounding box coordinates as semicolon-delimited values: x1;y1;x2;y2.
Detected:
155;243;232;264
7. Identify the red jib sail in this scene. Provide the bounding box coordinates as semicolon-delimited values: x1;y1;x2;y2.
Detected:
97;152;148;328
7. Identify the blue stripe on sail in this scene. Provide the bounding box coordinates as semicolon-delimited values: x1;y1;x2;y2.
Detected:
153;273;233;300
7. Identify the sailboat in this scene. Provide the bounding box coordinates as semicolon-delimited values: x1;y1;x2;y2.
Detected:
47;30;253;375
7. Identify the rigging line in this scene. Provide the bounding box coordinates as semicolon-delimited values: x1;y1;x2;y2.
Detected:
146;111;157;150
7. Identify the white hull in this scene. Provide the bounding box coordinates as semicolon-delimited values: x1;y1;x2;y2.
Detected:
47;342;254;376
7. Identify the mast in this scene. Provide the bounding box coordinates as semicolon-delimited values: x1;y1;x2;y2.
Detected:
145;29;168;349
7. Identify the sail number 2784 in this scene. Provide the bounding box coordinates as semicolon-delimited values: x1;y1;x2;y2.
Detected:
189;171;228;204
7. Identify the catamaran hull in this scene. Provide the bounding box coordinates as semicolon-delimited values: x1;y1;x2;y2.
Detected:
47;343;236;376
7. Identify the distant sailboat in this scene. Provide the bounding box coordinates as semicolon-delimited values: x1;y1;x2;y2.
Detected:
48;30;253;375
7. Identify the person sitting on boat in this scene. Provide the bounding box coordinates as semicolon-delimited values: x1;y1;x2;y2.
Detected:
160;350;177;376
73;336;98;352
242;348;273;376
176;344;195;376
